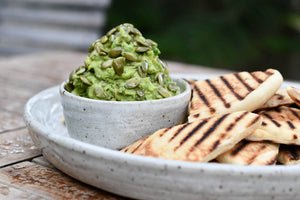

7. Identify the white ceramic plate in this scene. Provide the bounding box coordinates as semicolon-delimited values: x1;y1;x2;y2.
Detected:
24;74;300;200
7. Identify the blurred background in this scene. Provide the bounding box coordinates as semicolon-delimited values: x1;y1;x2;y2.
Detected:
0;0;299;79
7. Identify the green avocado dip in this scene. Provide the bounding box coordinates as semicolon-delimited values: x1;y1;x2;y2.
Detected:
65;23;180;101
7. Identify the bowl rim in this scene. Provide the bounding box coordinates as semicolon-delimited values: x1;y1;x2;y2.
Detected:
59;78;191;104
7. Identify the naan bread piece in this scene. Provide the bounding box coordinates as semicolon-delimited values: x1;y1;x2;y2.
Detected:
246;106;300;144
278;144;300;165
189;69;283;122
184;79;197;89
216;140;279;165
130;111;262;162
287;86;300;107
121;136;149;153
258;88;294;110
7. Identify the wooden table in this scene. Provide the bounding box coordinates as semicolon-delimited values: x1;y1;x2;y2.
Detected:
0;52;232;199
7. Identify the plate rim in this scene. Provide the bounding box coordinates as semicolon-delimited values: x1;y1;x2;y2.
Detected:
24;74;300;174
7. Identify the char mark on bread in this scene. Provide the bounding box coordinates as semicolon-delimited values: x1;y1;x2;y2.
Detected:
191;84;216;113
206;79;231;108
174;120;209;151
230;140;250;156
220;76;244;100
234;73;254;92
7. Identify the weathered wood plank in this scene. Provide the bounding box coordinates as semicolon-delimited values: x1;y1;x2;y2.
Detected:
0;161;125;199
0;52;85;82
0;7;105;28
0;52;86;132
0;52;85;108
0;182;47;200
0;110;25;132
0;24;99;50
0;129;41;167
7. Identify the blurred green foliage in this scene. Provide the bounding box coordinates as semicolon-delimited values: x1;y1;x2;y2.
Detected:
105;0;299;75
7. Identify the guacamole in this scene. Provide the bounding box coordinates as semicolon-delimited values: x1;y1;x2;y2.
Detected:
65;23;180;101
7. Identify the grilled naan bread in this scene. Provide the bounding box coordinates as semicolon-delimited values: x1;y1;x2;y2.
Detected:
185;79;197;89
287;86;300;107
189;69;283;122
278;144;300;165
125;111;262;162
216;140;279;165
246;106;300;144
258;88;294;110
121;136;149;153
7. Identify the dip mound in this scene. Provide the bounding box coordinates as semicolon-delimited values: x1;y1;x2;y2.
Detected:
65;23;180;101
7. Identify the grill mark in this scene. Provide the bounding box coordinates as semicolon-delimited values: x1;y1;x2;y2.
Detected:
271;119;281;127
262;122;267;126
231;140;250;156
206;79;230;108
226;112;248;131
193;114;229;148
266;155;278;165
290;109;300;120
220;76;244;100
248;116;261;127
193;84;216;113
159;127;171;137
262;113;281;127
174;120;208;151
277;94;284;100
293;134;298;140
247;145;267;165
169;123;189;142
293;135;298;140
287;121;296;130
209;133;227;152
210;140;220;152
234;73;254;92
131;140;146;154
250;73;263;83
193;113;200;118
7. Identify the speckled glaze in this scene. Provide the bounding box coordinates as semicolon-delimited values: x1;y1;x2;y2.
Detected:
59;79;191;150
24;77;300;200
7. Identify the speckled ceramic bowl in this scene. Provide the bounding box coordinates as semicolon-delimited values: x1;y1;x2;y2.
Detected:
23;78;300;200
59;79;191;150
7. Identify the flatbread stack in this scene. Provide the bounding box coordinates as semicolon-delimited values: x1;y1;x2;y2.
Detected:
258;89;294;110
122;68;300;166
122;111;261;162
216;140;279;165
246;106;300;144
188;69;283;122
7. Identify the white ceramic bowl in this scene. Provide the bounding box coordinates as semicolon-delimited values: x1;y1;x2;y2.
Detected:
59;79;191;149
23;78;300;200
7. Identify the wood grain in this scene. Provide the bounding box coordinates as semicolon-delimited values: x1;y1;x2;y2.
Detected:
0;182;47;200
0;129;41;167
0;161;127;200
